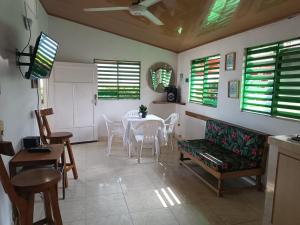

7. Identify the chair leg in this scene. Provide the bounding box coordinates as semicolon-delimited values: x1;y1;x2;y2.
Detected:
170;135;174;152
107;135;113;155
137;141;142;163
128;143;131;158
155;138;160;162
49;185;63;225
66;139;78;180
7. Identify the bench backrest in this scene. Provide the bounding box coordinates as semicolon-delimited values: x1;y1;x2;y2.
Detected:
205;120;267;162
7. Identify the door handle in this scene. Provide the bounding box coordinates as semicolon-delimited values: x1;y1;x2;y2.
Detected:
94;94;97;106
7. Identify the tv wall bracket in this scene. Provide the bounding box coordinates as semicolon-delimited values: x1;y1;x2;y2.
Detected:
16;45;34;67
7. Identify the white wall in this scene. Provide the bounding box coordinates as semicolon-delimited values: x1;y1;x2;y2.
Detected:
48;16;177;138
177;15;300;139
0;0;48;224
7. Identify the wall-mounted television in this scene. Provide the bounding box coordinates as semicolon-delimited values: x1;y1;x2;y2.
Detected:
25;32;59;79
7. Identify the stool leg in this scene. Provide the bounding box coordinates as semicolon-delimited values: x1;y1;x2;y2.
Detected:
62;150;68;188
26;193;35;225
49;185;63;225
43;192;53;224
66;139;78;179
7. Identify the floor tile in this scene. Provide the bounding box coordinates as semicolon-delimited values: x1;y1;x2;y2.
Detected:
131;208;179;225
85;193;129;217
86;213;133;225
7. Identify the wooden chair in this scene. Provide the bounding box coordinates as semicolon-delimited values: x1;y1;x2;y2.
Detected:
35;108;78;188
0;141;63;225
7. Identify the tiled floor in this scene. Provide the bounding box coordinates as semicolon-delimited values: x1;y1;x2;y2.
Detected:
34;141;265;225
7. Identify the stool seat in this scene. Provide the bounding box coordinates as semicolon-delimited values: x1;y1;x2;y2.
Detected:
46;131;73;139
12;168;61;193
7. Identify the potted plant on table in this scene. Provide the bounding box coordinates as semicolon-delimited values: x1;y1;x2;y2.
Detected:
139;105;148;118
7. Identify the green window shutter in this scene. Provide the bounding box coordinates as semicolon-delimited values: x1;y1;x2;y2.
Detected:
190;54;220;107
190;58;205;104
96;60;140;100
273;38;300;120
203;55;221;107
241;43;278;115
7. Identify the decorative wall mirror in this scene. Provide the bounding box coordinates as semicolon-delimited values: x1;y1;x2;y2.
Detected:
148;62;175;93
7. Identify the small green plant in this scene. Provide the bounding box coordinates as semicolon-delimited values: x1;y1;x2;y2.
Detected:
139;104;148;118
139;104;147;113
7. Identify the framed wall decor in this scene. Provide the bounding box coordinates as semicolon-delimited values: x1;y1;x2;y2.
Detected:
225;52;236;71
228;80;240;98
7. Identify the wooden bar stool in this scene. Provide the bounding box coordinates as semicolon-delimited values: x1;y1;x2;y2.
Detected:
35;108;78;188
0;141;63;225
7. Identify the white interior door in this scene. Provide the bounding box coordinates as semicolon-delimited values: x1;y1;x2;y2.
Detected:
73;83;96;142
53;83;74;130
49;62;97;143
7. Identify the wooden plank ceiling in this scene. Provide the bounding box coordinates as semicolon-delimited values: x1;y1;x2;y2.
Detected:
40;0;300;53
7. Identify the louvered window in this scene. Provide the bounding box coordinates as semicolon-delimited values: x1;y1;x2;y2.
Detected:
189;55;221;107
95;60;140;100
241;37;300;120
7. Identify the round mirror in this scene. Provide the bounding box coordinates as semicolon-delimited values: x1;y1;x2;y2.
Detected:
148;63;175;93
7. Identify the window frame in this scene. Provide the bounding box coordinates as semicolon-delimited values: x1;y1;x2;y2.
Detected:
189;54;221;108
241;37;300;121
95;59;141;100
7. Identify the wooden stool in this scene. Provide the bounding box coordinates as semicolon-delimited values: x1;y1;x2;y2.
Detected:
12;168;63;225
35;108;78;188
0;141;63;225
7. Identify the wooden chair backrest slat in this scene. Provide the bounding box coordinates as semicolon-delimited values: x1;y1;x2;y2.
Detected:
0;142;25;209
35;108;54;145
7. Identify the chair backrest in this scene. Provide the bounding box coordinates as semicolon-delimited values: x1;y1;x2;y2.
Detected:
124;110;139;118
134;120;163;142
35;108;54;144
103;114;113;134
165;113;179;133
0;141;24;210
103;114;123;137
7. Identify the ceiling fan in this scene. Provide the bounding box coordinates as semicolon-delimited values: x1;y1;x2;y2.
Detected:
84;0;164;26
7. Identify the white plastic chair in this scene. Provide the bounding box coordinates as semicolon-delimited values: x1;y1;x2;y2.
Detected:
124;110;139;118
103;114;125;155
164;113;179;151
131;120;163;163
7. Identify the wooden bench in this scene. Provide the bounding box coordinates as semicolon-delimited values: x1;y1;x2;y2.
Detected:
178;111;269;197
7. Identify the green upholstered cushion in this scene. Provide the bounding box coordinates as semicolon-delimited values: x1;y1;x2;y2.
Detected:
178;139;259;172
204;120;266;162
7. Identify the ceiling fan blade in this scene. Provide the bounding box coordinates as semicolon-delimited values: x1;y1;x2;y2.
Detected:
84;7;129;12
143;10;164;25
139;0;161;8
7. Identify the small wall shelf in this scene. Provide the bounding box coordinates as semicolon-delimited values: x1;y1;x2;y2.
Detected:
152;101;186;105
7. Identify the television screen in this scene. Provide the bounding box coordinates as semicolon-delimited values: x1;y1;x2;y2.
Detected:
25;32;59;79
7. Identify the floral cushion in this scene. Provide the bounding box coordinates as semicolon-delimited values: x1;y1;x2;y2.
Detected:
204;120;266;162
178;139;259;172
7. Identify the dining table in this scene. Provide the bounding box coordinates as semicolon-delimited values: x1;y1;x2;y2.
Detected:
123;114;167;151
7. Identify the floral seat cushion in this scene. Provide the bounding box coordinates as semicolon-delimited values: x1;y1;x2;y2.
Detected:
178;139;259;172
